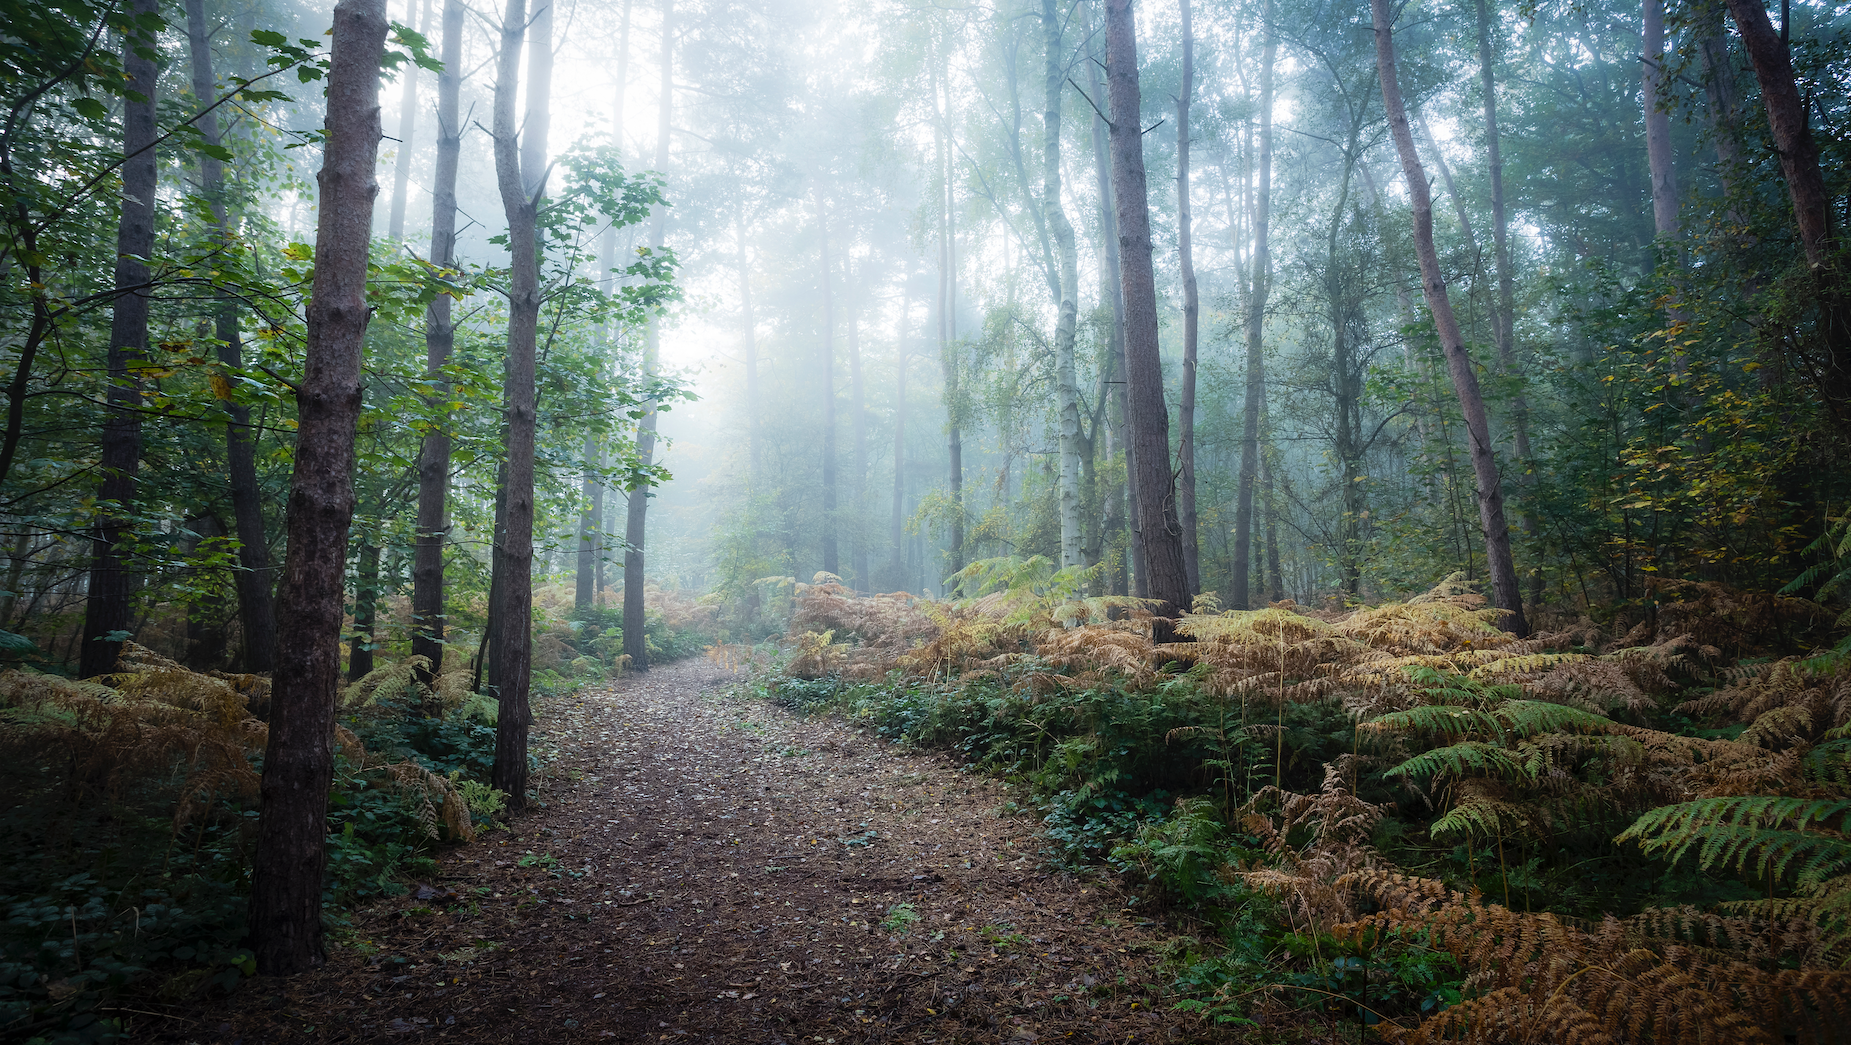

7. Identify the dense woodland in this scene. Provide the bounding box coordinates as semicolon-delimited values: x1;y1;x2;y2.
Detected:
3;0;1851;1038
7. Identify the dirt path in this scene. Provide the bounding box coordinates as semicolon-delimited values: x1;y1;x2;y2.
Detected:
192;660;1248;1044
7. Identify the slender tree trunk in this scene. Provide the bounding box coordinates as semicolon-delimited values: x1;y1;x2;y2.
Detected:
1372;0;1528;635
250;0;387;975
411;0;462;686
818;194;839;578
79;0;160;679
624;0;671;668
1104;0;1190;636
1695;0;1743;197
1089;40;1138;596
1174;0;1200;596
1041;0;1084;573
348;540;379;680
489;0;548;811
739;203;759;483
388;0;429;238
1232;0;1274;611
1262;449;1283;601
934;63;964;580
576;429;597;610
187;0;276;671
847;277;869;591
889;281;909;589
1643;0;1680;245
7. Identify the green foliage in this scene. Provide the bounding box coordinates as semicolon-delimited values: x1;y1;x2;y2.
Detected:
879;902;921;934
1618;797;1851;888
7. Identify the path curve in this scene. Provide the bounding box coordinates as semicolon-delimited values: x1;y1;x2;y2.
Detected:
194;659;1242;1043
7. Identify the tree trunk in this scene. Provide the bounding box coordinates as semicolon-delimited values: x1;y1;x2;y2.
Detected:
1643;0;1679;245
489;0;548;812
847;275;869;591
1174;0;1200;596
1104;0;1190;635
934;63;964;581
347;540;379;681
387;0;429;238
186;0;277;672
739;202;759;483
1694;0;1743;198
1725;0;1832;268
623;0;671;669
1089;33;1138;597
79;0;160;680
889;280;909;589
249;0;388;975
1232;0;1275;611
575;428;597;610
819;193;839;578
1372;0;1528;635
1042;0;1084;573
411;0;462;687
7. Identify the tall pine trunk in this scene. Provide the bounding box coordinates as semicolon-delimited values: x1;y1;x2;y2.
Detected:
623;0;672;668
1372;0;1528;635
80;0;160;679
847;279;869;591
1089;35;1138;596
411;0;463;686
186;0;276;671
1232;0;1274;610
934;62;964;581
1104;0;1190;635
1174;0;1200;595
1643;0;1679;244
249;0;388;974
889;281;909;589
488;0;550;811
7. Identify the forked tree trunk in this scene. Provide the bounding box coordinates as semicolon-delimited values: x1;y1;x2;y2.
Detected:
623;0;671;668
1174;0;1200;595
1042;0;1083;572
411;0;463;687
1371;0;1529;635
1103;0;1190;636
1232;0;1275;610
249;0;388;975
186;0;277;671
489;0;547;811
80;0;160;680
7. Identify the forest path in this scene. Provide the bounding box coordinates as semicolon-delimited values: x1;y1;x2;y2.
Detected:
199;658;1244;1044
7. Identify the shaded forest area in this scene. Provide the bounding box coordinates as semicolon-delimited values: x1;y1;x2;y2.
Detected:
2;0;1851;1039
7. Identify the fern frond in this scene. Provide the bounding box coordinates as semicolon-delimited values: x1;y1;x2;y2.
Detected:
1619;797;1851;887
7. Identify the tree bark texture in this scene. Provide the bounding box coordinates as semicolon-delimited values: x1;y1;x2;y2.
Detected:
249;0;388;976
1174;0;1200;597
1104;0;1190;633
412;0;463;686
1725;0;1833;269
1233;0;1275;611
80;0;160;680
489;0;546;812
1372;0;1529;635
186;0;277;672
623;0;672;668
1088;35;1139;596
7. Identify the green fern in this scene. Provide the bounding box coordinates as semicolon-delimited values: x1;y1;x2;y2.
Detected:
1618;797;1851;887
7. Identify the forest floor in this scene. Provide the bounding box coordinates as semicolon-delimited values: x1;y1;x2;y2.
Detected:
169;658;1271;1045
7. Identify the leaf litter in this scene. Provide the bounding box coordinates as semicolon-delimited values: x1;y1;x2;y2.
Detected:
174;659;1248;1043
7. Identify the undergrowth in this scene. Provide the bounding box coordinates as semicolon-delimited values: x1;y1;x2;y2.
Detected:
0;645;506;1044
745;564;1851;1042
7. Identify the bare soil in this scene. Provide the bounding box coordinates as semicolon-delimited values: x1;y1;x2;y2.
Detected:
173;659;1260;1043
